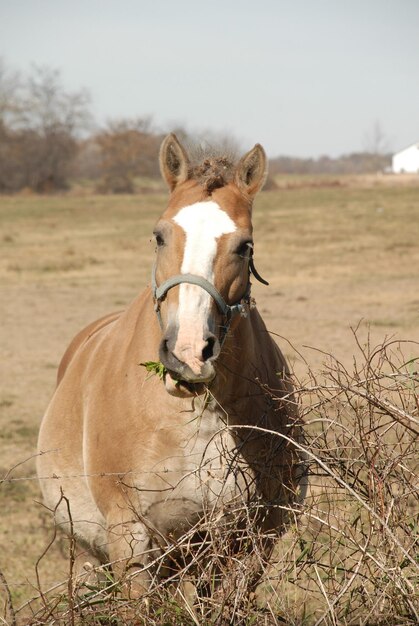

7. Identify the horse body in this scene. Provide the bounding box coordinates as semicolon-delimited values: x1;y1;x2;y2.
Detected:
37;136;302;595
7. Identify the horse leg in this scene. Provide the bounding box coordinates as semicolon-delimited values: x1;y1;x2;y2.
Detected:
73;547;109;595
106;513;157;598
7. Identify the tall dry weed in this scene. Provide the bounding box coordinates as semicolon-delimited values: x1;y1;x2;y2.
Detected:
1;334;417;625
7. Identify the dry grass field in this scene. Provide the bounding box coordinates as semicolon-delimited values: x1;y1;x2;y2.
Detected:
0;175;418;624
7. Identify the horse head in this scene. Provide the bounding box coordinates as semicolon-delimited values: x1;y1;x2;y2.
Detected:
152;134;267;396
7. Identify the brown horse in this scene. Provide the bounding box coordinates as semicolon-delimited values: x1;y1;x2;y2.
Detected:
37;134;305;599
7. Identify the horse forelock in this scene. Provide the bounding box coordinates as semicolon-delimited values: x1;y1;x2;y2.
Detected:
187;146;237;194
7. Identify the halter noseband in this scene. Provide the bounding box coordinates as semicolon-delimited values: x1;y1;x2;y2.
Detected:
151;245;268;344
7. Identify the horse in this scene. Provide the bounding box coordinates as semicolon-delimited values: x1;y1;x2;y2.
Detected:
37;134;306;602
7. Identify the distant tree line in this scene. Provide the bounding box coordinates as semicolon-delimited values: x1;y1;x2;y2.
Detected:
0;60;164;193
269;152;391;176
0;60;392;194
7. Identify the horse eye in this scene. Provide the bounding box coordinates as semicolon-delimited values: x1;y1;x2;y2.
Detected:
235;241;253;257
154;232;165;247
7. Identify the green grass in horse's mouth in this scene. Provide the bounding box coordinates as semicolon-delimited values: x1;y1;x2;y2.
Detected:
140;361;208;394
140;360;167;379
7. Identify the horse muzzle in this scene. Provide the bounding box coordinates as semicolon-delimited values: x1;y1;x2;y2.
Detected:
159;332;219;396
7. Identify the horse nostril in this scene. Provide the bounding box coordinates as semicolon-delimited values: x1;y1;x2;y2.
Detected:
160;338;169;356
159;336;178;368
202;335;219;362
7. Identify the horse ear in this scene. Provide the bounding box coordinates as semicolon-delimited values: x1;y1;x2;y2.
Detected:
159;133;190;191
235;144;267;197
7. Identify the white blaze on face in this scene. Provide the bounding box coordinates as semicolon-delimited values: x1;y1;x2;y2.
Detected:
172;200;236;375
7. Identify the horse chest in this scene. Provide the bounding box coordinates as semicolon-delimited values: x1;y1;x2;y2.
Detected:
137;405;254;535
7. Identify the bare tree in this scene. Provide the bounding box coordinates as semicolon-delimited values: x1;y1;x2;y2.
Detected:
0;62;91;192
96;117;162;193
0;58;22;124
20;66;91;136
363;119;389;155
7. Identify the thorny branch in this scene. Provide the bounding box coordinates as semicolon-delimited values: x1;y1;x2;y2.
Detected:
1;336;418;625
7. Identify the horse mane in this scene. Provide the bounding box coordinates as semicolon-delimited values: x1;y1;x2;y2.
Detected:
188;145;237;194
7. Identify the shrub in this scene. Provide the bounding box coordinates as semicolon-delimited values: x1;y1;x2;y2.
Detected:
2;335;417;625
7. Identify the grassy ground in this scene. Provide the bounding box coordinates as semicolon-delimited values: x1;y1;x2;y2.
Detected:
0;175;418;623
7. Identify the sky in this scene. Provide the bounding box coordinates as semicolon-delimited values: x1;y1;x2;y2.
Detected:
1;0;418;158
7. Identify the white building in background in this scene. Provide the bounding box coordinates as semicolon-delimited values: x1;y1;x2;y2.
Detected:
392;142;419;173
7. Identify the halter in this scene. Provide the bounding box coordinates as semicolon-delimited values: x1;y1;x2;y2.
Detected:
151;244;268;344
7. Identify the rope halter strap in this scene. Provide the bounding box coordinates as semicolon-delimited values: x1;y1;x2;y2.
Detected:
151;245;268;343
